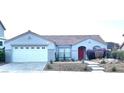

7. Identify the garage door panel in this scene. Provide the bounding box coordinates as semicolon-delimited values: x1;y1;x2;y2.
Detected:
12;46;48;62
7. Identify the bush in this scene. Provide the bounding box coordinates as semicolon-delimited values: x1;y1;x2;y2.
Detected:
117;51;124;60
47;64;52;69
0;48;5;62
94;48;106;58
101;60;106;64
95;50;104;58
87;50;95;60
87;49;107;60
111;51;124;60
83;66;92;71
112;66;117;72
50;60;53;64
106;50;112;58
71;58;75;62
84;66;88;71
111;51;118;59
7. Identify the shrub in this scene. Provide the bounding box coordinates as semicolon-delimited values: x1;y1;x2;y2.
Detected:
111;51;118;59
83;66;92;71
71;58;75;62
101;60;106;64
87;50;95;60
112;66;117;72
50;60;53;64
0;48;5;62
94;48;106;58
106;50;112;58
84;66;88;71
95;50;104;58
111;51;124;60
87;49;107;60
117;51;124;60
47;64;52;69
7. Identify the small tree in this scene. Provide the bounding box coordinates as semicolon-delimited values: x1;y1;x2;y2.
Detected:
0;48;5;62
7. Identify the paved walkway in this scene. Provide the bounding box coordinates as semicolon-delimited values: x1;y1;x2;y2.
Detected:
84;61;104;72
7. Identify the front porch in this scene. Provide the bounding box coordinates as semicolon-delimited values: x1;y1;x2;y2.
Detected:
55;46;87;61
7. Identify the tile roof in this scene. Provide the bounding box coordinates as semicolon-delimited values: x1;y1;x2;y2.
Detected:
41;35;106;45
5;31;106;45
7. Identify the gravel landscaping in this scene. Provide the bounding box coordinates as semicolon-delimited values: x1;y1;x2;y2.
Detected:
100;62;124;72
44;62;91;71
91;59;124;72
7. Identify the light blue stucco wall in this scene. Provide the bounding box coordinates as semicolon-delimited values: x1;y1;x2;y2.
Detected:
5;33;56;62
72;39;107;60
0;25;4;38
0;39;4;49
0;24;5;49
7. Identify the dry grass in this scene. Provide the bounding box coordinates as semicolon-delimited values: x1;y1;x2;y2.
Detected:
44;62;91;71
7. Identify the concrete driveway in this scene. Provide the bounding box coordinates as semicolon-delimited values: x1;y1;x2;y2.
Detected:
0;62;47;73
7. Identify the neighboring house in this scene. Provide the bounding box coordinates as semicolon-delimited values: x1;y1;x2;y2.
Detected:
5;31;107;63
120;43;124;50
106;42;120;51
0;21;6;49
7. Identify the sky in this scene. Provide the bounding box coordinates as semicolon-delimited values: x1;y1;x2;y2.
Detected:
0;0;124;44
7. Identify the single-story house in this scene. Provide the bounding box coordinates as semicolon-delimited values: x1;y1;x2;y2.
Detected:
0;20;107;63
5;30;107;62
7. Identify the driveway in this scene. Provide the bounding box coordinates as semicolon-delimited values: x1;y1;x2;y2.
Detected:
0;62;47;73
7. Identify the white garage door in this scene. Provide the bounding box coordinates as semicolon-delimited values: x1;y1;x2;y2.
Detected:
12;46;48;62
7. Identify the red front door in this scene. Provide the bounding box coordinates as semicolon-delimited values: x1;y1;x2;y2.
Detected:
78;47;85;60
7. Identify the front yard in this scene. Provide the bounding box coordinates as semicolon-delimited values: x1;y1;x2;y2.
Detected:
92;59;124;72
44;62;91;71
100;62;124;72
44;60;124;72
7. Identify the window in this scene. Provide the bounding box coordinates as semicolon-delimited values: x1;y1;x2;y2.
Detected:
20;46;23;49
42;46;45;49
31;46;34;49
0;41;2;46
15;47;18;49
59;48;64;58
26;46;29;49
93;46;101;50
65;48;71;58
58;48;71;60
37;46;40;49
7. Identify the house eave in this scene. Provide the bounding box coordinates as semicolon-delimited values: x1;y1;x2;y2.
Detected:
0;21;6;30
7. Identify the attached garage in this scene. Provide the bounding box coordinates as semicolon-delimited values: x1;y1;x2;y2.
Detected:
12;45;48;62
